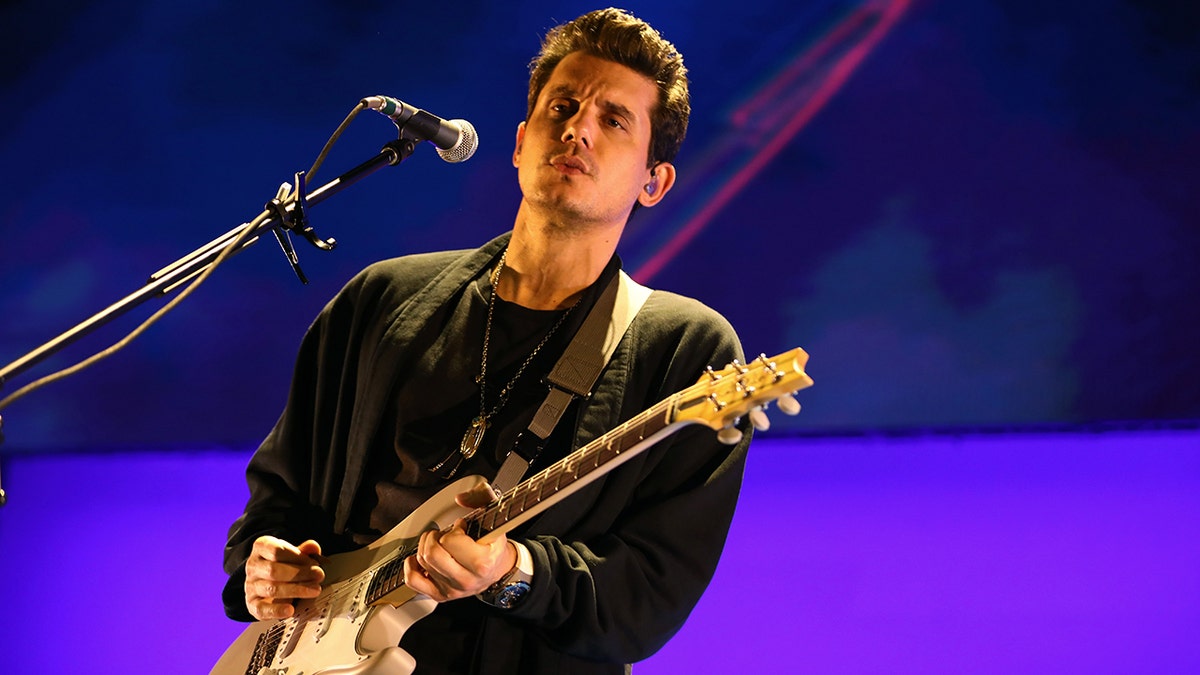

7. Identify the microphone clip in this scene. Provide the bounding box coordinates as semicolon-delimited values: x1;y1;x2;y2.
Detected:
266;171;337;284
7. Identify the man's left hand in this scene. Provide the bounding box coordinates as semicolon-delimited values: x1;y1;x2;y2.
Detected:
403;482;518;602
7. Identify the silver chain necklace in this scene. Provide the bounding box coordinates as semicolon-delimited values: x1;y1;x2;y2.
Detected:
456;249;580;461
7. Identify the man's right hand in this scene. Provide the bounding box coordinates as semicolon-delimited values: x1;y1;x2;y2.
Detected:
244;536;326;620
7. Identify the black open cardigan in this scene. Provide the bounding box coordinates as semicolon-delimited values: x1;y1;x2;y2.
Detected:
221;233;752;673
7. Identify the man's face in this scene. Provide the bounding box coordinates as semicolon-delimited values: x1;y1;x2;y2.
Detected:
514;51;672;230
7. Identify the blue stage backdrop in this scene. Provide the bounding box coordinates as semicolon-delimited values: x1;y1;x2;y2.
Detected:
2;0;1196;451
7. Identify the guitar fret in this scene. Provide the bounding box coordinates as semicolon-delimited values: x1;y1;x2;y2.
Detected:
512;488;529;514
527;475;544;503
510;490;527;515
518;488;535;512
470;514;482;534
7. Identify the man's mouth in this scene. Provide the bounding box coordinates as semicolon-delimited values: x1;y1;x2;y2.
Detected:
550;155;589;175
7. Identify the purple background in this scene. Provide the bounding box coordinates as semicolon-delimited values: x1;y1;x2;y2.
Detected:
2;0;1199;671
1;431;1198;672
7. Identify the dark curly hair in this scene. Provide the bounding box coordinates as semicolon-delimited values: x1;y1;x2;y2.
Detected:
526;8;690;166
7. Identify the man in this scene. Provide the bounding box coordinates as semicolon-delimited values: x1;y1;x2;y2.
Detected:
222;8;752;673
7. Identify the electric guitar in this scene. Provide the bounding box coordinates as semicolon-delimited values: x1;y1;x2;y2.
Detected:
211;348;813;675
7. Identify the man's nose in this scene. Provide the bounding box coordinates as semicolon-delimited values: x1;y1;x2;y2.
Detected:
561;115;593;149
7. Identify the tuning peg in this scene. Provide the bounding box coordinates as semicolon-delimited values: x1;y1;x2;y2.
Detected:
776;393;801;416
749;407;770;431
717;427;744;445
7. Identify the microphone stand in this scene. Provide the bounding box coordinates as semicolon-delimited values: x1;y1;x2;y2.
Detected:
0;133;425;504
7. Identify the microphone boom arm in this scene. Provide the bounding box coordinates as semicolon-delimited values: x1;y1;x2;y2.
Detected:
0;136;418;394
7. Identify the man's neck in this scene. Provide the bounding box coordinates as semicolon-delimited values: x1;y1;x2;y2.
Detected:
501;204;623;310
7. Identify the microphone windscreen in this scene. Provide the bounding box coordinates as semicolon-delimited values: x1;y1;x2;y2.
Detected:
438;120;479;163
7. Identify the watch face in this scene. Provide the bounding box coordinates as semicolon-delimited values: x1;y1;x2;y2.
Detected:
496;580;531;609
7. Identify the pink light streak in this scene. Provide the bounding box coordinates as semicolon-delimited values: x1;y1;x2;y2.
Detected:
632;0;912;283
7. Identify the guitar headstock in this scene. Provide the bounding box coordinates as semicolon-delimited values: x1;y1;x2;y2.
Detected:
674;348;813;441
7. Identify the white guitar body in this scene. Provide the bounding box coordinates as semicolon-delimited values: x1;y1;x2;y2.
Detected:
210;476;487;675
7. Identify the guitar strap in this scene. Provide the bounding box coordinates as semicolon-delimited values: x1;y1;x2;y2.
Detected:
491;270;653;493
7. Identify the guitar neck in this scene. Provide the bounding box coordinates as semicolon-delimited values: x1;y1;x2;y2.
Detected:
465;392;686;542
462;350;813;544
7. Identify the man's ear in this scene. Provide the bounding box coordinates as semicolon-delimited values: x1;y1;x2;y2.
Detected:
637;162;677;208
513;121;527;168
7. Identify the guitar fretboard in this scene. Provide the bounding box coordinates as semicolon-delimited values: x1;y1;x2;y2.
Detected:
465;392;684;539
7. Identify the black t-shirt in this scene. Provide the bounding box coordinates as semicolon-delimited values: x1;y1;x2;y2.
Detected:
348;271;578;544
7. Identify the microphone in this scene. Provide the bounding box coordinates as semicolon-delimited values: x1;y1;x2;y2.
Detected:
362;95;478;163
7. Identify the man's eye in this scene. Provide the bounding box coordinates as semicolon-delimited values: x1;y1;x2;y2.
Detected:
607;118;625;130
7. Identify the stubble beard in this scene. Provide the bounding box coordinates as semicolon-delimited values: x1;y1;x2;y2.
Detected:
525;174;634;236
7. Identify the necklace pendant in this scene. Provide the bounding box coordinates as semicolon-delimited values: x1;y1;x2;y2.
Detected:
460;415;489;459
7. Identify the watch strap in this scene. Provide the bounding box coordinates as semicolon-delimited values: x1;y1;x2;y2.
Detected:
478;541;534;609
